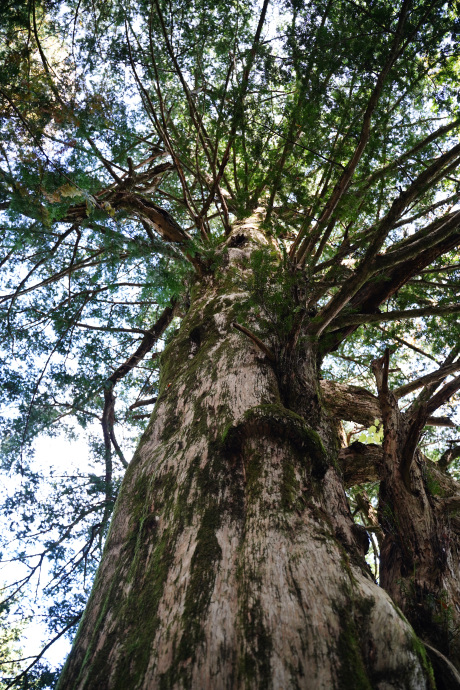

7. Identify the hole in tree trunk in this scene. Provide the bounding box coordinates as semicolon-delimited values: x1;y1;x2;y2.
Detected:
189;326;202;357
228;233;247;247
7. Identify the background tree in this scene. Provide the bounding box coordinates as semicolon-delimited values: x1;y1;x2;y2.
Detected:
1;0;460;687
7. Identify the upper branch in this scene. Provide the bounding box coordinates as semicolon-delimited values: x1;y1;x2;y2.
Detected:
309;140;460;338
292;0;411;263
329;301;460;330
394;359;460;400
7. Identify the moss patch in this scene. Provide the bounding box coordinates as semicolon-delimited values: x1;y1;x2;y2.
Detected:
158;506;223;688
245;452;264;502
335;600;374;690
411;634;436;690
222;403;329;481
238;597;273;687
181;508;222;648
281;459;299;511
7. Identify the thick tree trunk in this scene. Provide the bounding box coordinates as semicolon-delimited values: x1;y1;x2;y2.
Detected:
338;432;460;687
58;220;434;689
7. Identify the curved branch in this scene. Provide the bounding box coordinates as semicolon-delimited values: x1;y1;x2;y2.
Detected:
3;613;83;690
100;302;177;472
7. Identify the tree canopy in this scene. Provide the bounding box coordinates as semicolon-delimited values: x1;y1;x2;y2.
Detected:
1;0;460;686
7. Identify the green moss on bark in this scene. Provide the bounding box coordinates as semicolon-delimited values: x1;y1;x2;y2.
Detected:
245;452;264;501
222;403;326;465
158;506;223;688
238;597;273;688
335;597;374;690
411;635;436;689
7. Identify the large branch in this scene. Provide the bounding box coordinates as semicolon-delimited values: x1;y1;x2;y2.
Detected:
426;375;460;417
320;380;381;426
339;442;383;486
339;443;460;514
321;215;460;352
309;141;460;338
320;379;454;428
369;209;460;273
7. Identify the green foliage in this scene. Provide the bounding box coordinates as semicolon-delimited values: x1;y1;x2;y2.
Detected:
357;422;384;446
0;590;23;689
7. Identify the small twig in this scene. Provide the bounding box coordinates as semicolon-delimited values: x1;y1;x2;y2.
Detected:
3;614;82;690
232;322;275;362
129;397;158;410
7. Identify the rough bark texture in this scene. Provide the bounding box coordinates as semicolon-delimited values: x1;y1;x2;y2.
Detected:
58;219;434;689
338;439;460;667
367;354;460;676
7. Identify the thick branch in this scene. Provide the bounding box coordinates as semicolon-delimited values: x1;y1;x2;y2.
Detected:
370;209;460;273
309;141;460;337
339;442;460;510
339;442;383;487
320;379;381;427
426;374;460;417
320;379;453;428
321;214;460;354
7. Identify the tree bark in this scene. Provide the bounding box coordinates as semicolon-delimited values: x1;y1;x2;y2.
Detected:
367;354;460;674
58;220;434;689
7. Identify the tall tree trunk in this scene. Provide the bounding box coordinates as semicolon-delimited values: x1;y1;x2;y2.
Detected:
58;220;434;689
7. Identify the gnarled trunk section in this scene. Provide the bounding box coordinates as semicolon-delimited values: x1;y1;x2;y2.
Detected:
371;354;460;673
58;224;434;689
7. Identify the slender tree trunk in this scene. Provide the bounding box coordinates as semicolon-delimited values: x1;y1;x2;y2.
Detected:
378;447;460;677
361;352;460;687
58;219;434;689
371;354;460;671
